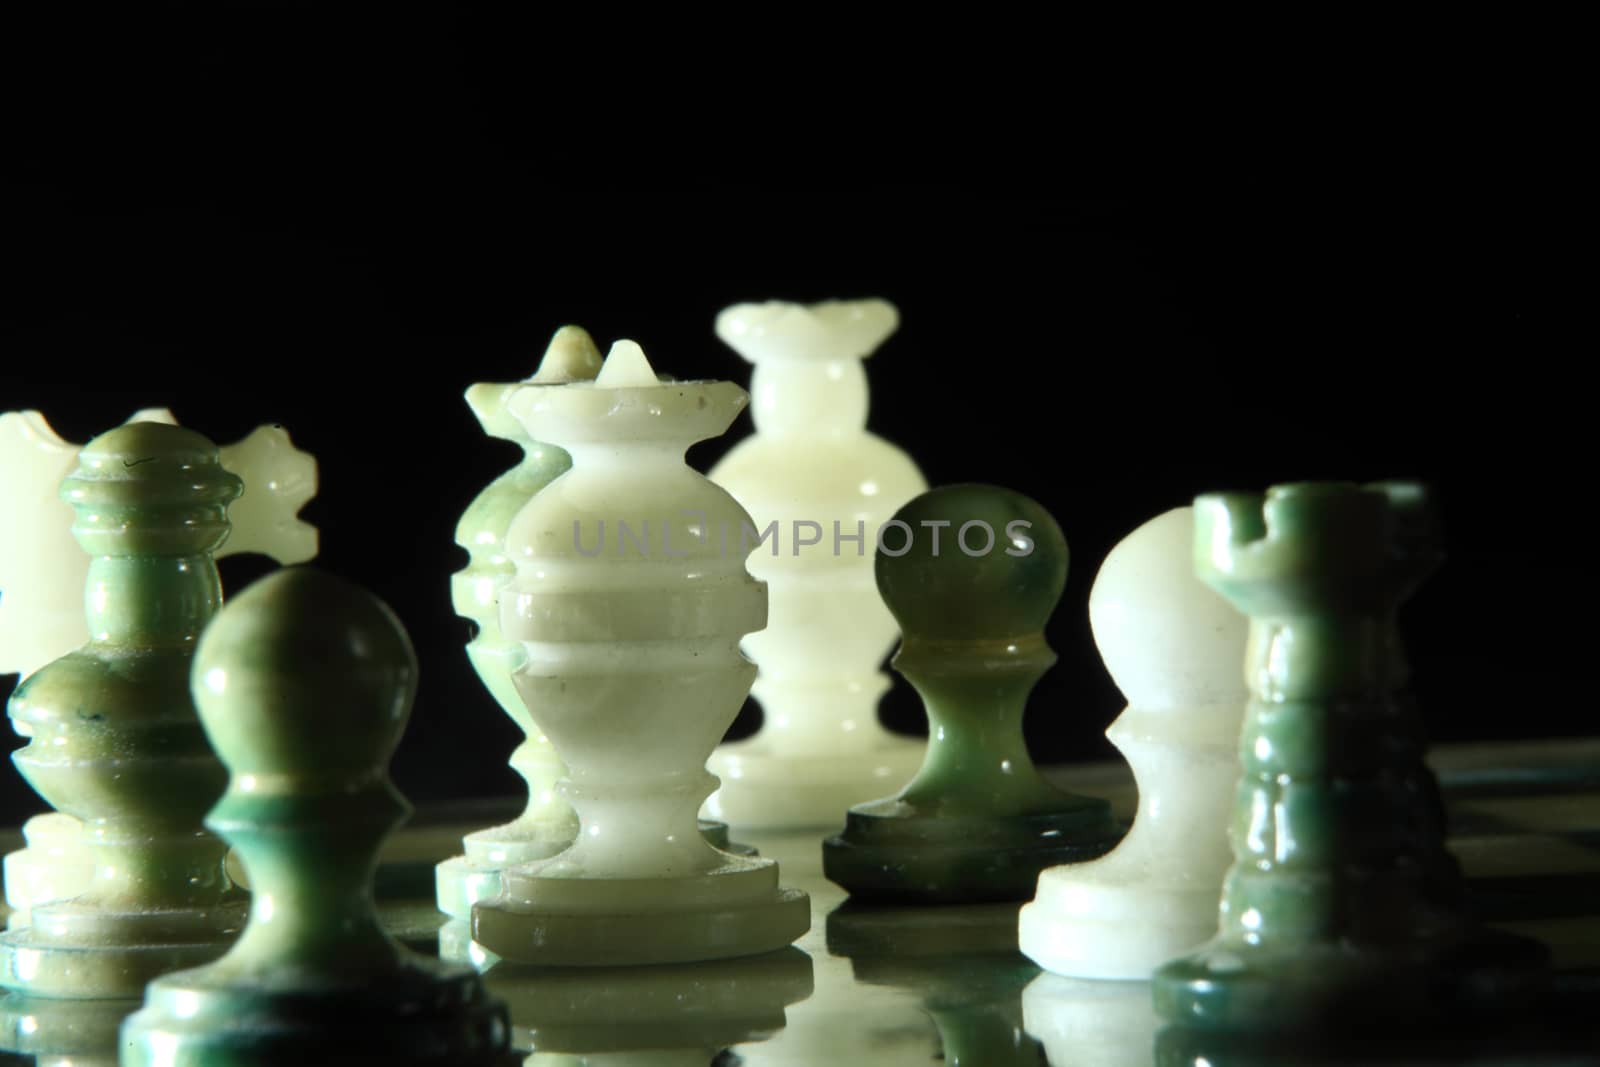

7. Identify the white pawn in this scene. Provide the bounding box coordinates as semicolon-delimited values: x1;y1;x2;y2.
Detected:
1018;506;1248;979
705;299;927;830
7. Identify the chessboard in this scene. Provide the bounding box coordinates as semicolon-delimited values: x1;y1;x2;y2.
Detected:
4;737;1596;1065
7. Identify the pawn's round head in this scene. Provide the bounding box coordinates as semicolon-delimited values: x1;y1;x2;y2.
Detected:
1089;507;1248;711
875;484;1067;643
192;568;417;782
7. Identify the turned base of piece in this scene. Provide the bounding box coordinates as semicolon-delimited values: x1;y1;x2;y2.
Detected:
119;959;512;1067
704;738;925;830
472;863;811;967
0;906;245;999
484;946;813;1054
0;990;139;1060
822;804;1120;904
438;819;748;921
1018;876;1220;980
1152;928;1547;1036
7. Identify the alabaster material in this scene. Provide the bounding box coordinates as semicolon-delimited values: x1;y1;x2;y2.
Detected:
1;424;247;999
706;299;927;830
472;341;809;967
1018;507;1248;980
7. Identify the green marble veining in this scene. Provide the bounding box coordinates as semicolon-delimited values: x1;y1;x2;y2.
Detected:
822;484;1119;903
120;568;511;1066
0;422;246;998
1152;481;1545;1038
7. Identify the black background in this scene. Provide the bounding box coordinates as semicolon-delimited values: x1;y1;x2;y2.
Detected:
0;11;1581;823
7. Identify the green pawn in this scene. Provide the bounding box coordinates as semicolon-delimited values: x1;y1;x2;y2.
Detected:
1152;482;1544;1045
120;568;511;1066
1;423;246;998
822;484;1120;903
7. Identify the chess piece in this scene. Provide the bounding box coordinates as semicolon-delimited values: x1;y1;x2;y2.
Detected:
705;299;927;830
1018;506;1249;978
436;328;748;965
435;326;602;959
471;340;810;966
119;568;510;1066
0;407;317;679
0;410;317;928
1152;482;1545;1038
486;948;812;1064
822;484;1120;903
0;423;246;998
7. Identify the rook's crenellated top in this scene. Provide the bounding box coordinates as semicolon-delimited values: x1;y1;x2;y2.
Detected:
1194;481;1441;613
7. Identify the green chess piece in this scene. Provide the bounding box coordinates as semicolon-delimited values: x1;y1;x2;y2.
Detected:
1152;482;1544;1042
822;484;1120;903
0;423;246;998
120;569;510;1066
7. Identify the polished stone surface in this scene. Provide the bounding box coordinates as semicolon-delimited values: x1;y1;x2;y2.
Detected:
4;740;1600;1063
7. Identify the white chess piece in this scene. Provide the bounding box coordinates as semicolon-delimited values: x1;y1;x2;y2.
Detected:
471;340;809;966
1017;506;1248;979
704;299;927;830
